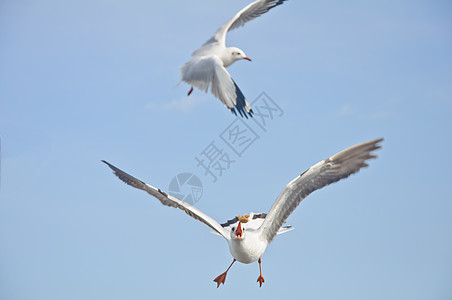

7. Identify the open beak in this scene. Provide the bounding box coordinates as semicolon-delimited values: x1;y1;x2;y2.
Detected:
243;57;252;62
235;222;243;239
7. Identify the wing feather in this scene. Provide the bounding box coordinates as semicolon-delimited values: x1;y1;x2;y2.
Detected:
180;55;249;113
211;63;237;109
259;139;383;243
204;0;287;46
102;161;230;240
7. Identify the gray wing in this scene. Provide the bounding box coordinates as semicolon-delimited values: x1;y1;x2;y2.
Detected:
102;161;230;240
259;138;383;243
203;0;287;46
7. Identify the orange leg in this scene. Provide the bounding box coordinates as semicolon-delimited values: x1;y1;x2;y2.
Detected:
187;86;194;96
213;259;236;288
257;258;265;287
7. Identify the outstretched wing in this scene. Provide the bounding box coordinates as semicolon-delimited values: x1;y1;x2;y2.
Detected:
259;139;383;243
102;161;230;240
203;0;287;46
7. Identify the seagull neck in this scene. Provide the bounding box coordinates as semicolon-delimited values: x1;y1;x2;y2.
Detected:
220;49;236;68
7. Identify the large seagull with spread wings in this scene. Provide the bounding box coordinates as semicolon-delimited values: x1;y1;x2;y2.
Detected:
103;138;383;287
179;0;288;118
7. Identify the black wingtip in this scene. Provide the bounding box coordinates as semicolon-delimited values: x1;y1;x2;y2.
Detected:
101;160;112;168
232;79;254;119
230;107;253;119
369;138;384;151
102;160;121;174
102;160;119;174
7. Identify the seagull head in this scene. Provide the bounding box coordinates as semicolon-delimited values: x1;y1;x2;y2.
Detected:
231;214;251;240
227;47;252;64
231;222;245;240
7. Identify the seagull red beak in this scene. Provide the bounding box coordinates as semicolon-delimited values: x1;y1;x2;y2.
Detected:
243;57;252;61
235;222;243;239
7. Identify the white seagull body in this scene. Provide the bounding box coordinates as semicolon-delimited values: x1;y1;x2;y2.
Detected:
179;0;287;118
103;138;383;287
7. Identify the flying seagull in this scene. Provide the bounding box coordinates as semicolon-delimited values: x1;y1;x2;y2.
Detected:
179;0;288;118
102;138;383;287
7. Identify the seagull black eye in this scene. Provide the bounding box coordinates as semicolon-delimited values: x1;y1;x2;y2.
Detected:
231;227;235;231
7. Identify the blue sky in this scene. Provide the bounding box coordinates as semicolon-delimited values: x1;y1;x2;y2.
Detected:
1;0;451;299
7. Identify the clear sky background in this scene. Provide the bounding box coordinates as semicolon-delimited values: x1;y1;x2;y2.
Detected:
1;0;451;299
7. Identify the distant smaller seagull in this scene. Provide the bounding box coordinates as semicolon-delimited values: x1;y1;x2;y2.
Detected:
103;138;383;287
179;0;288;118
